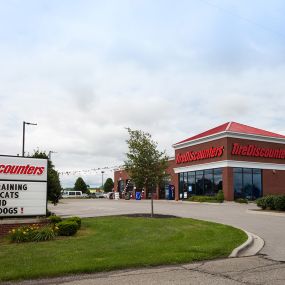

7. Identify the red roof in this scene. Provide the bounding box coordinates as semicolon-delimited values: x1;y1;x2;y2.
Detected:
174;122;285;145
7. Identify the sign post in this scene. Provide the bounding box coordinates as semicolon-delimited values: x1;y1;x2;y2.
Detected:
0;155;47;217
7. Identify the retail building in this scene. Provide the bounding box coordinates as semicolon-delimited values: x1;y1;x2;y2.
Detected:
114;122;285;201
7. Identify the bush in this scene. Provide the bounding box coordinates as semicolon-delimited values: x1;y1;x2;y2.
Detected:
274;195;285;211
65;217;81;229
188;196;217;202
235;198;248;204
188;191;224;203
48;215;62;224
264;195;276;210
216;190;224;203
57;221;78;236
256;197;266;210
256;195;285;211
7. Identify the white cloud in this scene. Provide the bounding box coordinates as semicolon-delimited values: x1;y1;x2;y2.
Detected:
0;1;285;187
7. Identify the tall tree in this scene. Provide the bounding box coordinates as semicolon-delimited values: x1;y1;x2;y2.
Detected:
104;178;114;192
124;128;168;217
74;177;88;194
31;150;62;206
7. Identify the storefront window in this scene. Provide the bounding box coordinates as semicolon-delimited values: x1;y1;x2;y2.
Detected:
183;172;188;199
233;170;243;198
179;173;184;199
204;169;213;195
233;168;262;200
178;168;223;199
187;172;195;195
213;168;222;193
253;169;262;200
195;170;204;195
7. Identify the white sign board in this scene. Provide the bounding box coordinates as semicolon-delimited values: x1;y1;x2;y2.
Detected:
0;155;47;217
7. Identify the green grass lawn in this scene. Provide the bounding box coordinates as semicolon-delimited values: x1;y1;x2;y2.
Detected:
0;217;247;281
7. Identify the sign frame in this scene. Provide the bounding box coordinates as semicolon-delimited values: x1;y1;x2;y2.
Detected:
0;154;48;218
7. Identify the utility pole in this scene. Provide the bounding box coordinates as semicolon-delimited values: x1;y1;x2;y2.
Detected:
101;171;105;190
22;121;37;157
48;151;57;160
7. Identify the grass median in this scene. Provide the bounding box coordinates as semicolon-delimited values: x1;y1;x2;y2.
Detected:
0;216;247;281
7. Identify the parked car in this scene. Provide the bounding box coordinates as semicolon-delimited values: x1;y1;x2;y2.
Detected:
95;192;104;198
87;193;97;198
62;191;88;198
104;192;114;199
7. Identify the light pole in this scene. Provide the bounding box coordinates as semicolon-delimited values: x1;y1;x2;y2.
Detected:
22;121;37;157
48;151;57;160
101;171;105;190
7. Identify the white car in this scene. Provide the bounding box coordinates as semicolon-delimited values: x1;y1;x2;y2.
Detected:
104;192;114;199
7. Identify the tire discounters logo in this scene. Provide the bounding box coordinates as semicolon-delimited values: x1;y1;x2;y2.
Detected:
232;143;285;159
176;146;224;164
0;156;47;217
0;164;45;175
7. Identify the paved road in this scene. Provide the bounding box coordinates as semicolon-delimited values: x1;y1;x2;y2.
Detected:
3;256;285;285
50;199;285;261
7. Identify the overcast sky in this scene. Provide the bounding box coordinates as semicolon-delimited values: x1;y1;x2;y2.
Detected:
1;0;285;187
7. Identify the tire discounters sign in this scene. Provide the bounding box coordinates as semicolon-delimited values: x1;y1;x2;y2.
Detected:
0;155;47;217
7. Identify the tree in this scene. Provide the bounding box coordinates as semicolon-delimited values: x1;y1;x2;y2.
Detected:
74;177;88;194
31;150;62;206
124;128;169;217
104;178;114;192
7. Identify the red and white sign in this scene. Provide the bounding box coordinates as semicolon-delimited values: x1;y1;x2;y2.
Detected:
176;146;224;164
232;143;285;160
0;156;47;217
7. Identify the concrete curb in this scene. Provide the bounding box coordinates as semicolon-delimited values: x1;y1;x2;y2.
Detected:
229;231;253;258
229;231;264;258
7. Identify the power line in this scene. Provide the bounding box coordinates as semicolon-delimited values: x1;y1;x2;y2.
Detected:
198;0;285;40
58;165;124;176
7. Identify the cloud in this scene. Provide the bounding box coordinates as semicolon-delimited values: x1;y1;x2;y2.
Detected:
0;1;285;187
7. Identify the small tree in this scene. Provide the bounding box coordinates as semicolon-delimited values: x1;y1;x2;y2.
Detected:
104;178;114;192
74;177;88;194
31;150;62;206
124;128;168;217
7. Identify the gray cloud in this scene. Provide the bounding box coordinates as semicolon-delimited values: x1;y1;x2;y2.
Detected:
1;1;285;187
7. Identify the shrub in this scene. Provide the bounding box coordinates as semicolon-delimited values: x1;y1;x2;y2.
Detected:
188;196;217;202
256;195;285;211
48;215;62;224
235;198;248;204
274;195;285;211
256;197;266;210
65;217;81;229
264;195;276;210
57;221;78;236
216;190;224;203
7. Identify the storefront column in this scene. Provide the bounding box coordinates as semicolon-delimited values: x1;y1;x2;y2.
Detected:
174;173;179;201
222;167;234;201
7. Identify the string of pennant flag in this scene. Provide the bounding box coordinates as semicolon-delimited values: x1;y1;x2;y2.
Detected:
58;165;124;176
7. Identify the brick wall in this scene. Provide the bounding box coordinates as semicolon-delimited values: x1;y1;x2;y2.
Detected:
0;219;49;236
